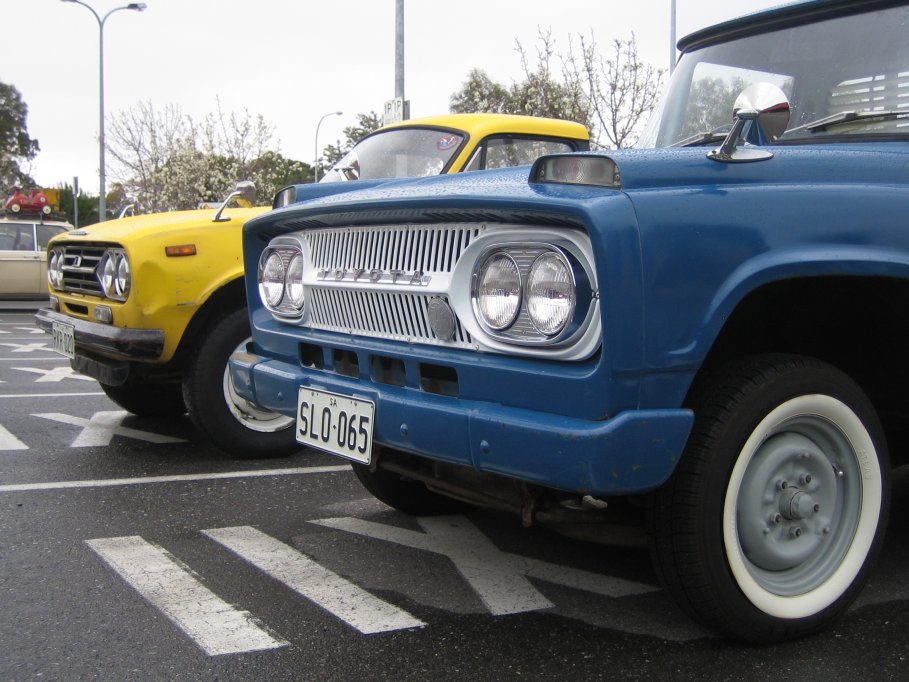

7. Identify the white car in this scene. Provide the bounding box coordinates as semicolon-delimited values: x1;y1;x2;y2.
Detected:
0;218;72;298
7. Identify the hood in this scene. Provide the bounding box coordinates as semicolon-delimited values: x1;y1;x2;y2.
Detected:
246;142;909;233
56;206;269;242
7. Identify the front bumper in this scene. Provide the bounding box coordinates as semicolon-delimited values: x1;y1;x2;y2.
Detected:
230;351;694;496
35;308;166;384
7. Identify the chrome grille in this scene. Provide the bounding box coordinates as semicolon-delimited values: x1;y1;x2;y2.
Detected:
310;289;472;345
59;244;105;296
307;225;478;273
303;225;479;348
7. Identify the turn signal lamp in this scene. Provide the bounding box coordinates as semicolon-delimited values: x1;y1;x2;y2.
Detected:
165;244;197;257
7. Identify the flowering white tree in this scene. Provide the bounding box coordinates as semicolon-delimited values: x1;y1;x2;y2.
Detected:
107;101;311;213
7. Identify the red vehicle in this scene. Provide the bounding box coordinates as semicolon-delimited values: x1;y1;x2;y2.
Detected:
5;188;52;215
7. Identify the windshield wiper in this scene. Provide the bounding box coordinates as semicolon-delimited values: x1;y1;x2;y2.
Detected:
672;125;732;147
784;110;907;135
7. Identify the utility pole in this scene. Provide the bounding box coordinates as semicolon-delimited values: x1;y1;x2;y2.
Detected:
395;0;404;101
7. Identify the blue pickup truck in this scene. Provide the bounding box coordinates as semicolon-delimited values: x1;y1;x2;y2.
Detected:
231;0;907;641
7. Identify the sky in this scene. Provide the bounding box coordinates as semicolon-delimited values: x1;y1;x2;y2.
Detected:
3;0;784;195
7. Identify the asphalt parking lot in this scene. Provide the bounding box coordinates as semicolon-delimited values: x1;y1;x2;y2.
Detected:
2;304;909;681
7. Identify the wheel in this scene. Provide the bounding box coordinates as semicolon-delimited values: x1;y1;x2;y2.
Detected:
101;380;186;417
649;354;889;642
182;308;299;459
352;450;474;516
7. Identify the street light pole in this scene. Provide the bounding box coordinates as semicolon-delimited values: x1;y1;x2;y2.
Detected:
314;111;343;183
61;0;147;222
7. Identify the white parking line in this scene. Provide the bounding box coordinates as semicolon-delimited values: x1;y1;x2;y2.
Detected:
0;465;350;492
86;536;287;656
0;423;28;450
204;526;425;634
0;392;105;397
0;358;69;362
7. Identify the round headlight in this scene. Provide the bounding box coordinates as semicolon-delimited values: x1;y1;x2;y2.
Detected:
475;253;521;331
526;251;575;336
48;250;60;288
100;253;117;297
116;254;131;297
285;253;305;310
258;250;286;308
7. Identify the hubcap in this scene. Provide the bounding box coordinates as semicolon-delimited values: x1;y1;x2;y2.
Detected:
734;416;862;596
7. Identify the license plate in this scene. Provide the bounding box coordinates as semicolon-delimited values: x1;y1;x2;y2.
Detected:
296;387;374;463
51;321;75;359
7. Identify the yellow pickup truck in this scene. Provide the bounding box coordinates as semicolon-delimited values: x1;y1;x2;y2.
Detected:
36;114;589;458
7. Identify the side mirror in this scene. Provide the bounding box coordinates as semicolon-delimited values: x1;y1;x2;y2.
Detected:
233;180;257;206
212;181;258;223
708;83;791;163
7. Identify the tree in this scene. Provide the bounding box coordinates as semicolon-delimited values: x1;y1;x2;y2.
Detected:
56;183;99;227
450;69;511;114
449;30;664;149
509;30;590;125
564;32;665;148
450;32;590;130
106;101;193;212
322;111;382;169
107;101;313;212
0;81;39;190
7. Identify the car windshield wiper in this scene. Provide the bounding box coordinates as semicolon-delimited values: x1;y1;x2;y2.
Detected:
671;126;732;147
783;110;907;135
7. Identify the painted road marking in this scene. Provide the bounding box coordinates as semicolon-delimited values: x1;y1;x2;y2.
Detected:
312;515;659;616
0;391;105;397
0;422;28;450
86;536;287;656
32;410;186;447
204;526;425;634
0;465;350;492
0;342;49;353
14;366;96;382
0;358;71;362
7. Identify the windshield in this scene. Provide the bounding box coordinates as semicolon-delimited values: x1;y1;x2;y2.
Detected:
321;127;465;183
638;5;909;148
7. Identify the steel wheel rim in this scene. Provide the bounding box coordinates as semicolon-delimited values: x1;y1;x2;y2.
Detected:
723;394;882;618
221;338;294;433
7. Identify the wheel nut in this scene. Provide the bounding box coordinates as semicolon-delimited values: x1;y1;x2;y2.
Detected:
799;473;812;485
789;527;802;538
770;513;783;525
